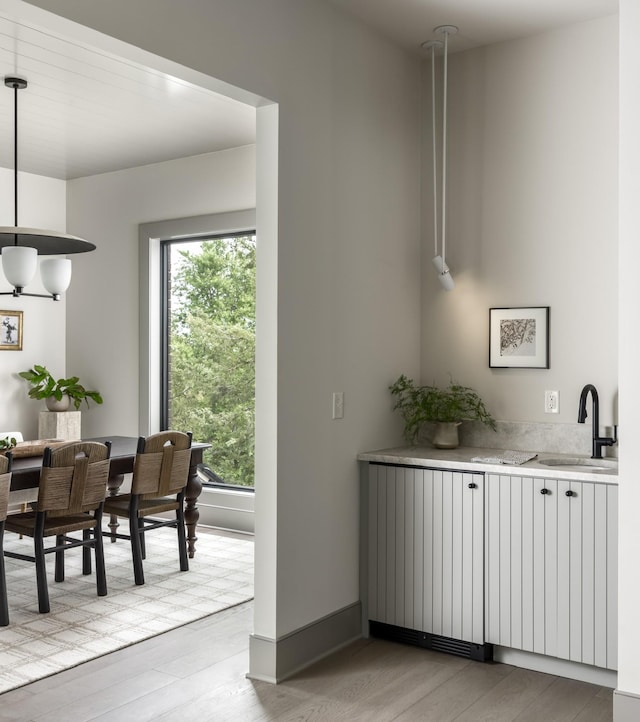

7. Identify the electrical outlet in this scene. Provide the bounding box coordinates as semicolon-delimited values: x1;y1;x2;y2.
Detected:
545;390;559;414
332;392;344;420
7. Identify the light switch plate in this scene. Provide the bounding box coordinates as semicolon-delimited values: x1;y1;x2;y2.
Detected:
332;392;344;419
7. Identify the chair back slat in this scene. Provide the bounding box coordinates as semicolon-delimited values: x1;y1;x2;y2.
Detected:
131;431;192;498
158;443;175;496
141;431;191;454
69;455;89;513
46;441;109;466
38;441;111;515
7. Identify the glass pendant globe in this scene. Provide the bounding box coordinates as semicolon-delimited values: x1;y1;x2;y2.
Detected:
2;245;37;288
40;258;72;295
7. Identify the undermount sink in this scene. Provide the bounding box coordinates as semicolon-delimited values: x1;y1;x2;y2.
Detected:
538;457;618;471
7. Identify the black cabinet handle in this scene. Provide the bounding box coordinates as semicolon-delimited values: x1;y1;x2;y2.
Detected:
540;488;550;495
565;490;575;497
468;482;477;489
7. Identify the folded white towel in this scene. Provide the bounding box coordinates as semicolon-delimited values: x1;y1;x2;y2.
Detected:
470;451;537;466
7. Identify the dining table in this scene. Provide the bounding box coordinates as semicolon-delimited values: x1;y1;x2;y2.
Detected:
7;435;211;558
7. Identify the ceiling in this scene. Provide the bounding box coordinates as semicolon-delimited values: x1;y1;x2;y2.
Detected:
327;0;618;54
0;0;619;181
0;12;256;180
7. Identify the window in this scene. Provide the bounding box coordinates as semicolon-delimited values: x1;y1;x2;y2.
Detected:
160;230;256;490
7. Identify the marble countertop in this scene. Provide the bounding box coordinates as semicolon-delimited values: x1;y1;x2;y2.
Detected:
357;445;618;484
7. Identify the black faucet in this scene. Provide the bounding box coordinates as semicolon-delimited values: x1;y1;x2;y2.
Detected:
577;384;617;459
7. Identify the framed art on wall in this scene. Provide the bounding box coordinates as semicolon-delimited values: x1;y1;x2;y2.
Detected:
489;306;549;369
0;310;23;351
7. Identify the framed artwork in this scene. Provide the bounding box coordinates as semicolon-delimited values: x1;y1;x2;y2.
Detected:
0;310;23;351
489;306;549;369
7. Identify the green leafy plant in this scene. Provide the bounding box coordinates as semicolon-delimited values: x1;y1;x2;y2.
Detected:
0;436;17;452
389;374;496;443
168;235;256;486
19;364;103;411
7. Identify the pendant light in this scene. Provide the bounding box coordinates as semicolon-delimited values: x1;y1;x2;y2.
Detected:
423;26;457;291
0;77;95;301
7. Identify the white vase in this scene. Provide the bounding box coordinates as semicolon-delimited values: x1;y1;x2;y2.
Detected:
432;421;461;449
45;395;71;412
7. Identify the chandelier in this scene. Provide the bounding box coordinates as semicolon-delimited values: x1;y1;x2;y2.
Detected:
0;77;95;301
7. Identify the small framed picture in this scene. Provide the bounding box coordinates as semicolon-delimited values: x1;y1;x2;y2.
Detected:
489;307;549;369
0;310;23;351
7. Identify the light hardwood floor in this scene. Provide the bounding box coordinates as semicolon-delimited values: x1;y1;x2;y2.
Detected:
0;601;614;721
0;530;614;721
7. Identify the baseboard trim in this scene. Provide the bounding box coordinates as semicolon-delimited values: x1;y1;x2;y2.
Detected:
494;646;617;688
614;689;640;721
197;486;255;534
248;601;362;683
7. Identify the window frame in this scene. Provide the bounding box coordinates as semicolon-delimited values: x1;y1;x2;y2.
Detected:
139;210;257;504
159;230;257;490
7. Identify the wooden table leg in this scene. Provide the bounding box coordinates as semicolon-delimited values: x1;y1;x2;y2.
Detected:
184;455;202;558
107;472;125;542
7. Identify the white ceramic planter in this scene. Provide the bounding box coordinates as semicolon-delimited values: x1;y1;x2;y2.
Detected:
432;421;462;449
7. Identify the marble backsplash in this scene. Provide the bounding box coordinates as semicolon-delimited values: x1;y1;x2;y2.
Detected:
421;420;619;459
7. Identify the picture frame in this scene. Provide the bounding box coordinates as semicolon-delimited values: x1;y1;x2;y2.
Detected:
0;310;23;351
489;306;549;369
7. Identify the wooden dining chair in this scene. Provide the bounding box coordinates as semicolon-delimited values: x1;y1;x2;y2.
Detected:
0;453;12;625
4;441;111;614
103;431;192;585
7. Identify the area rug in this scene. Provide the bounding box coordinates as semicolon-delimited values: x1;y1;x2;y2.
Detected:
0;527;254;694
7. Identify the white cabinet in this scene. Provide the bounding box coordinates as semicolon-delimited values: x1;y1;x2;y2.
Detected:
366;462;618;673
368;463;484;644
484;473;618;670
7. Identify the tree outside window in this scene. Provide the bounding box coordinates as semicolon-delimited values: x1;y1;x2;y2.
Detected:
164;234;256;487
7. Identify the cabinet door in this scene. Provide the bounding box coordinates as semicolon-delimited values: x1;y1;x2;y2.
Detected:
558;479;618;669
485;474;552;654
368;464;484;644
485;473;617;670
367;463;417;631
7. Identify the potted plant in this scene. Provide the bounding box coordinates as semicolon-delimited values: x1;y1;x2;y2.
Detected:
389;374;496;448
19;365;103;412
0;435;17;452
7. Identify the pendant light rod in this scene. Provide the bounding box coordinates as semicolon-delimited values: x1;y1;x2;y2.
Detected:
425;25;457;292
0;75;95;300
0;76;95;255
432;42;438;258
434;26;457;271
421;40;442;258
441;30;448;268
13;82;16;229
13;81;16;230
6;77;26;231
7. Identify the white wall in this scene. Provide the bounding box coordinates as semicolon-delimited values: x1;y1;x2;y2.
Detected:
0;168;68;438
421;16;619;428
28;0;423;657
65;146;257;438
617;0;640;705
